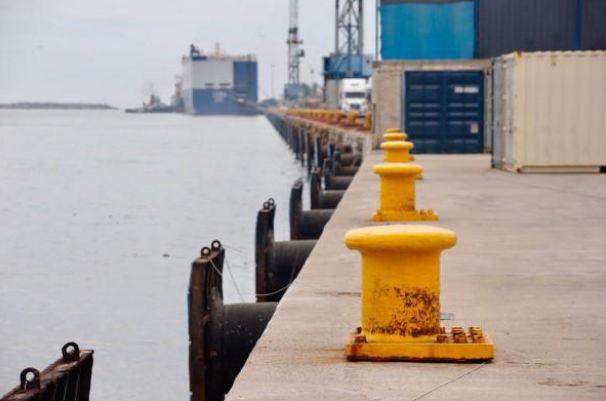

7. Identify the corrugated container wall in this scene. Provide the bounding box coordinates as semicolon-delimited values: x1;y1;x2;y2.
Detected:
477;0;606;57
582;0;606;50
324;79;340;108
492;51;606;173
478;0;578;58
380;0;476;60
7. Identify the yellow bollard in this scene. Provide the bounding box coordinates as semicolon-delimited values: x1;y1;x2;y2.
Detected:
381;141;414;163
335;111;344;123
381;140;421;178
347;111;358;125
372;163;436;221
363;112;372;130
385;127;402;133
344;225;494;362
381;132;416;162
383;132;408;141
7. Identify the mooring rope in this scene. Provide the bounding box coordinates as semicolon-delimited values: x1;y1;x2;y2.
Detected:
223;257;246;303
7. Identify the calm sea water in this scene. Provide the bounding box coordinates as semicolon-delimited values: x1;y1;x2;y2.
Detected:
0;110;305;400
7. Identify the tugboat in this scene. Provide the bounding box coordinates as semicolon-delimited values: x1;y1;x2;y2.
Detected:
125;94;174;113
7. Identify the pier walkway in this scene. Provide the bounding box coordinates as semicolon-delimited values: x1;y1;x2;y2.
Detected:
227;153;606;401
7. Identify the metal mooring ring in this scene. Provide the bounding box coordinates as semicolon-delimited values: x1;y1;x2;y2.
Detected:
19;368;40;391
201;247;211;257
61;342;80;362
211;240;222;250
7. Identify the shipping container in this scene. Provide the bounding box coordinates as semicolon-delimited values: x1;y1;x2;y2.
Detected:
379;0;606;61
478;0;606;57
492;51;606;173
478;0;579;58
324;79;340;108
582;0;606;50
323;55;373;80
371;59;491;150
404;70;485;153
379;0;476;60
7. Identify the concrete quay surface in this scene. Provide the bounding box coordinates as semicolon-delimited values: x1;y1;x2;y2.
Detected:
227;153;606;401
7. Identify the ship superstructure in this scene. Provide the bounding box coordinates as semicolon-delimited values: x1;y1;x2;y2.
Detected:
180;44;259;115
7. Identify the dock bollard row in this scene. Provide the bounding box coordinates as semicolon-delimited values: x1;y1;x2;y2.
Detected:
345;127;494;362
266;110;364;180
187;115;365;400
373;128;431;221
284;108;372;133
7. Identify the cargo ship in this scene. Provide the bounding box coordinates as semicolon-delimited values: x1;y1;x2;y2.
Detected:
178;44;259;115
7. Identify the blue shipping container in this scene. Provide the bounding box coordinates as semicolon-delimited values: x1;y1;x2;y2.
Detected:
581;0;606;50
323;54;373;80
403;70;485;153
478;0;578;57
380;0;476;60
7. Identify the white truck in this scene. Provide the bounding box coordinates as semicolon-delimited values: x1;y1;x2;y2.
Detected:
338;78;369;115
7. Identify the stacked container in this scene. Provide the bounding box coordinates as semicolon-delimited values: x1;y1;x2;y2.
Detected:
379;0;606;60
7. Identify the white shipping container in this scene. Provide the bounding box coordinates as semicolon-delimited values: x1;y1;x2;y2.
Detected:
324;79;339;108
492;51;606;173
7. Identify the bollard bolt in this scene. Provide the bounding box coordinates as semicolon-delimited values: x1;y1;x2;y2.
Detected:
344;225;494;362
372;163;437;221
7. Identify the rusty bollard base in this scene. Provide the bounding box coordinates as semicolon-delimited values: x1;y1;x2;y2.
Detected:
344;225;494;362
346;327;494;362
372;208;437;222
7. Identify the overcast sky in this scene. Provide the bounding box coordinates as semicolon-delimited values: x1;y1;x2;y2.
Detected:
0;0;376;107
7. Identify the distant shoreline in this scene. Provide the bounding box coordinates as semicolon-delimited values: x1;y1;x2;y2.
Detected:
0;102;117;110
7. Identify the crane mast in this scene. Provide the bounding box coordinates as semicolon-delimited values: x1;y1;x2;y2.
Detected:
286;0;304;101
335;0;364;76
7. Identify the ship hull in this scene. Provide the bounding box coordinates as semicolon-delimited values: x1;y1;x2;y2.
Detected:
183;89;259;116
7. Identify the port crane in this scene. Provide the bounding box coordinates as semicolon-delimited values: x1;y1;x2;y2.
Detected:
285;0;305;102
334;0;364;76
